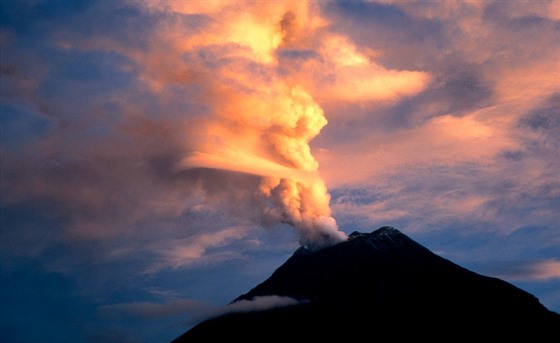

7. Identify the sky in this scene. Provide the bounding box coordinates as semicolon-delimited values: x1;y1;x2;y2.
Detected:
1;0;559;342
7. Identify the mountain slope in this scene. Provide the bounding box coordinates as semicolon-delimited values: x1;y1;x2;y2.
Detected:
172;227;560;341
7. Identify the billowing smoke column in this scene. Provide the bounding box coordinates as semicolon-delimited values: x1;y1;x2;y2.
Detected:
137;1;428;248
157;1;347;248
180;66;346;249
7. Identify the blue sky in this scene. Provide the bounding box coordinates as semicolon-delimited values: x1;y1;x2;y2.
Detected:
1;1;559;342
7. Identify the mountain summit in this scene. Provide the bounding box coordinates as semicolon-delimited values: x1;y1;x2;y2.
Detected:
172;227;559;341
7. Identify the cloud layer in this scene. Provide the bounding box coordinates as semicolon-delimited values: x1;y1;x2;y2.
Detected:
1;1;559;342
1;0;434;265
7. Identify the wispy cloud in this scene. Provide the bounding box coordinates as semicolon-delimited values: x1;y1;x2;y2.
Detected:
480;259;560;282
193;295;303;324
98;299;210;321
156;227;252;270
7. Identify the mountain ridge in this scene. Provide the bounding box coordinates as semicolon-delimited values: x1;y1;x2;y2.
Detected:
172;226;560;341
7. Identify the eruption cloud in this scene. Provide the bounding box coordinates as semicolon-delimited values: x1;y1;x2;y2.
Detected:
137;0;429;248
179;84;345;248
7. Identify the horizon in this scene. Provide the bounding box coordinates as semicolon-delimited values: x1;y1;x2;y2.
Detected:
1;1;559;342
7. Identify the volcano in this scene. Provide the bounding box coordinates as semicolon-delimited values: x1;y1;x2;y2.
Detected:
171;227;559;341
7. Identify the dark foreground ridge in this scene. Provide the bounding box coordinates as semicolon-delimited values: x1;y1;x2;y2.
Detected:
172;227;560;341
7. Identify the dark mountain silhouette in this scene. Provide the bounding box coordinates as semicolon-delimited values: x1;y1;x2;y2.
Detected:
172;227;560;341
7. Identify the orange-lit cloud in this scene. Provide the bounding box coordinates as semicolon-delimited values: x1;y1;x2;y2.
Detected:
531;260;560;280
316;104;521;188
312;0;559;241
311;35;431;103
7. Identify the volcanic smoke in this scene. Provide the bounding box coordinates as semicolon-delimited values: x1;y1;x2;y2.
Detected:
140;0;428;248
179;77;346;248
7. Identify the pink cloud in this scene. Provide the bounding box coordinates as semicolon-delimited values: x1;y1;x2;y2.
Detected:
493;259;560;281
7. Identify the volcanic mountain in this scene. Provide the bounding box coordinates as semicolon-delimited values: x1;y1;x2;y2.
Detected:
171;227;560;341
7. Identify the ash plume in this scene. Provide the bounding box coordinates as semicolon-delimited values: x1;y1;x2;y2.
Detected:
135;0;429;248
